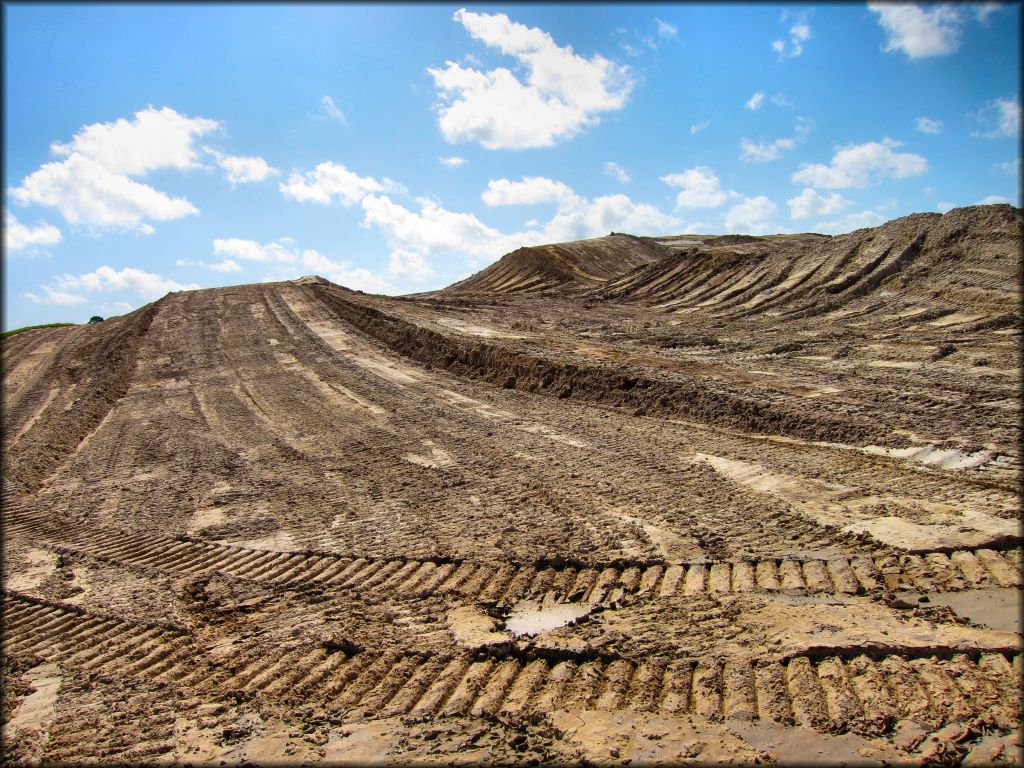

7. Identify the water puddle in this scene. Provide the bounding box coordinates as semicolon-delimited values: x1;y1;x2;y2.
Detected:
503;599;591;637
895;587;1021;634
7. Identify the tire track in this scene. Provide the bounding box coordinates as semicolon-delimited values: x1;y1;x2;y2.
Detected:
12;518;1020;601
4;592;1018;736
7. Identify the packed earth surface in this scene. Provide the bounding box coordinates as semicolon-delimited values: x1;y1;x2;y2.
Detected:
2;204;1022;765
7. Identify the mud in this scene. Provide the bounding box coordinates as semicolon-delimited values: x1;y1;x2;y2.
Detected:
2;205;1021;763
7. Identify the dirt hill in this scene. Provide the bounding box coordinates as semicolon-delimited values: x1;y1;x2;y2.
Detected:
445;233;670;294
3;205;1021;764
594;205;1021;326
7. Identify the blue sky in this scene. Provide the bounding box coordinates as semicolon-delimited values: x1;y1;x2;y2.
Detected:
3;2;1020;328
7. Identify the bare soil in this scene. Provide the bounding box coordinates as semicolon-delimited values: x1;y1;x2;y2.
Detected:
3;205;1021;765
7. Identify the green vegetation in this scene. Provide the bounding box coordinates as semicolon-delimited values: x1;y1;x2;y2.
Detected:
1;322;76;339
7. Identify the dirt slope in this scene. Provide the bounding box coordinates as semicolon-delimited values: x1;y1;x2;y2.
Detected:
2;205;1021;765
598;205;1021;324
446;233;670;294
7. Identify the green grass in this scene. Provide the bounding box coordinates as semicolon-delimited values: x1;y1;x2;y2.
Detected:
1;322;76;339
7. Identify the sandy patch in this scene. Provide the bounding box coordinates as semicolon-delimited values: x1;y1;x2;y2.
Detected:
4;548;59;592
404;439;456;469
1;662;61;749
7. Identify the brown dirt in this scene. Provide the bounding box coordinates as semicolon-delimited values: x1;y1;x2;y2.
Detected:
2;205;1021;764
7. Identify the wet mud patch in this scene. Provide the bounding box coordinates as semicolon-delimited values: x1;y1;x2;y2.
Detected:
895;587;1021;634
503;598;592;637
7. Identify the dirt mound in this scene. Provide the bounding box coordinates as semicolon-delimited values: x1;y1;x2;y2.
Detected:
446;233;669;294
593;205;1021;325
2;206;1020;764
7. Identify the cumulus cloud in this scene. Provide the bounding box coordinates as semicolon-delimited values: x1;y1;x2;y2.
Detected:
792;138;928;189
482;177;580;207
937;201;957;213
970;95;1020;139
5;211;62;252
24;287;88;306
428;8;634;149
213;237;393;292
787;188;851;220
9;106;217;232
388;249;436;281
279;161;400;206
27;265;199;307
724;196;786;235
660;166;736;209
321;95;348;126
603;161;631;184
206;148;278;185
914;116;943;135
812;210;887;235
772;11;811;60
976;194;1013;205
690;120;710;135
439;156;468;167
868;3;963;59
362;183;677;271
746;92;765;111
739;117;813;163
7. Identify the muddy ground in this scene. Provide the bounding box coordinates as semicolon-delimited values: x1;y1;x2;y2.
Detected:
2;206;1021;764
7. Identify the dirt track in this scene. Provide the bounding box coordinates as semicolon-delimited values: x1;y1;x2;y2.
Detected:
2;205;1021;764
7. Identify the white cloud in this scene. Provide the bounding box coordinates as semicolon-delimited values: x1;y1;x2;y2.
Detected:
362;194;509;262
24;287;88;306
361;181;678;271
661;166;735;209
994;158;1020;175
724;196;786;235
772;11;811;60
9;106;217;232
914;116;943;135
976;194;1013;205
33;266;198;305
55;266;198;297
937;201;957;213
213;237;299;263
428;8;633;149
973;2;1004;24
481;177;581;207
439;156;468;167
690;120;710;135
655;18;677;39
388;249;436;282
213;236;393;292
746;92;765;111
279;161;394;206
970;95;1020;139
539;193;679;243
321;95;348;126
177;256;244;273
792;138;928;189
206;148;278;184
10;154;199;230
5;211;62;252
769;93;791;107
787;188;851;220
49;106;218;175
740;117;814;163
868;3;963;59
812;210;887;234
603;161;631;184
